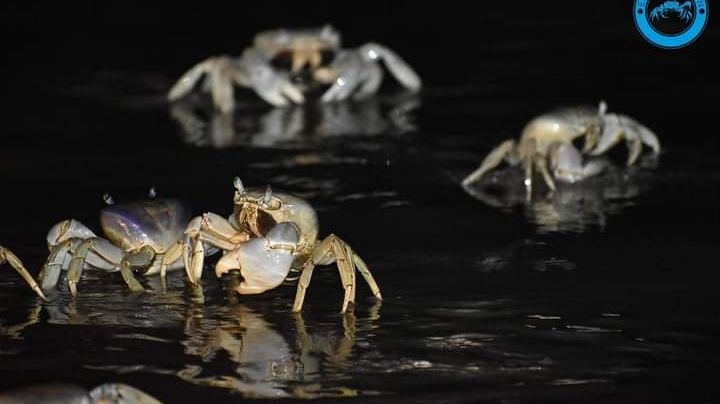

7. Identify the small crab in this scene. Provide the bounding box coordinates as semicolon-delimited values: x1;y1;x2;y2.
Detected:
1;245;46;299
650;1;693;22
183;178;382;313
36;193;191;295
462;102;661;194
0;383;160;404
168;25;421;111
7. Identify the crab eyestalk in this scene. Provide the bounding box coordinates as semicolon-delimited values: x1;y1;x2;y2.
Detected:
215;222;299;295
234;177;245;195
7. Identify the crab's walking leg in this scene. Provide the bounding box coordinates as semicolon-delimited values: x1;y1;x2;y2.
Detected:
66;238;129;295
359;43;422;91
0;246;46;299
292;259;317;313
38;239;73;291
535;156;556;192
333;241;357;313
292;235;382;313
462;140;517;186
168;56;238;113
353;63;383;99
119;247;156;293
592;113;661;165
351;253;382;300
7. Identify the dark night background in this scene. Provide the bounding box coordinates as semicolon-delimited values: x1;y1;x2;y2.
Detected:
1;1;720;403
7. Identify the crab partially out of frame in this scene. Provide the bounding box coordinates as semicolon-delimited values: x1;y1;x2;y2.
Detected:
462;102;661;194
1;245;46;299
168;25;421;111
183;178;382;313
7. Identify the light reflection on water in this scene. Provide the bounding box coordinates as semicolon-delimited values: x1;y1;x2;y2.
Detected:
169;94;420;149
462;155;659;233
0;274;380;399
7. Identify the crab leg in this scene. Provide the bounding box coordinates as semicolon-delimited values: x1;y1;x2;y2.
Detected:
292;235;381;313
333;241;357;313
535;155;556;192
462;140;517;186
351;252;382;301
591;113;661;165
0;246;46;299
38;239;73;291
159;241;184;280
66;238;130;295
168;56;238;113
359;43;422;92
292;259;317;313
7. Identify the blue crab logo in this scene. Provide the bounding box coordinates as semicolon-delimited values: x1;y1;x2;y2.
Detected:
634;0;708;48
650;1;694;22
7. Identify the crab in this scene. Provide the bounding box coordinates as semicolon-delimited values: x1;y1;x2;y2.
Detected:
1;245;46;299
183;178;382;313
650;1;693;22
35;194;192;295
0;383;160;404
167;25;422;112
462;102;661;195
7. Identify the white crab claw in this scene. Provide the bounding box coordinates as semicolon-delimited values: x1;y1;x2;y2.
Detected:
215;222;298;295
551;143;605;183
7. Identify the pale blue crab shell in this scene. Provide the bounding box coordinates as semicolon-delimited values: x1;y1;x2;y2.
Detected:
100;199;190;252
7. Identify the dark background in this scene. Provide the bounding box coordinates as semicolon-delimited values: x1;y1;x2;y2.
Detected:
2;1;718;107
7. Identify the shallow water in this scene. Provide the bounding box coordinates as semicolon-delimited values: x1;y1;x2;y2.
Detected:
2;74;719;403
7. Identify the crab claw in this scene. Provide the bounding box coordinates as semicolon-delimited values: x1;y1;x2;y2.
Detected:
215;222;299;295
550;143;606;183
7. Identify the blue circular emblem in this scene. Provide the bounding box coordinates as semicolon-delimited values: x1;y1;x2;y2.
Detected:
634;0;709;48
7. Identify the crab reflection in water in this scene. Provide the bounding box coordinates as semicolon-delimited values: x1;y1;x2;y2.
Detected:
1;284;378;399
169;95;419;148
463;156;658;232
180;301;375;398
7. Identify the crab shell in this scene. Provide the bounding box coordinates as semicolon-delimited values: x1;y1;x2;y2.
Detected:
232;188;319;264
253;26;341;59
518;106;603;158
100;199;190;253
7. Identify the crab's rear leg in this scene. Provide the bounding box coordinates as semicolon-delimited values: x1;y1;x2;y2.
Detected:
462;139;518;187
66;238;140;295
0;245;46;299
38;239;73;291
292;235;381;313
